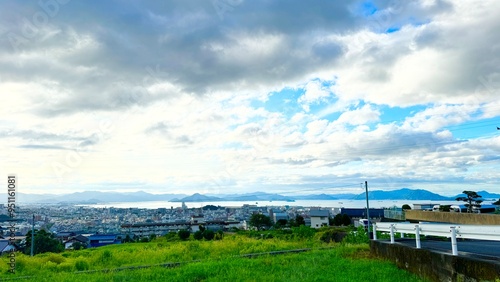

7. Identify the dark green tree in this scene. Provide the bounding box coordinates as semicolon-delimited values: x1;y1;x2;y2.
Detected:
331;214;351;226
341;214;351;226
203;230;215;241
249;214;272;230
493;199;500;205
332;214;343;226
24;229;64;255
178;230;191;241
439;205;451;212
275;219;288;228
149;234;157;241
328;216;334;226
402;204;411;210
295;215;305;226
456;191;483;213
193;230;204;240
123;234;134;243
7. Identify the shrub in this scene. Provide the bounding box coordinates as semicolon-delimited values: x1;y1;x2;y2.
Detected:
193;231;204;240
178;230;191;241
203;230;215;241
164;232;178;241
214;230;224;240
292;225;316;239
342;226;369;244
45;253;65;264
317;228;348;243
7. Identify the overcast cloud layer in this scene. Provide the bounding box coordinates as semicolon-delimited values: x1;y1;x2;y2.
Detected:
1;0;499;196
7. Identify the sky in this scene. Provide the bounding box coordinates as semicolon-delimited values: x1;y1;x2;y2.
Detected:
1;0;499;197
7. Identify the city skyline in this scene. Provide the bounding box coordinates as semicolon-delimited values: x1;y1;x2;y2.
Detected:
1;1;499;196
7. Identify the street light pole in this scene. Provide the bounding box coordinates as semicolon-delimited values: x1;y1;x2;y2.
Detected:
365;181;371;240
30;214;34;257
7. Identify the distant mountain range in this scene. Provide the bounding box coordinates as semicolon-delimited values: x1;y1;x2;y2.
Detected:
352;188;450;201
1;188;499;204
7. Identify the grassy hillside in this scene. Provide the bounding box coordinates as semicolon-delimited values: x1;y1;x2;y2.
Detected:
0;228;426;281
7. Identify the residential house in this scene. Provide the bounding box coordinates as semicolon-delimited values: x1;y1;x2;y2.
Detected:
0;240;17;255
88;234;121;248
64;235;89;250
309;210;329;228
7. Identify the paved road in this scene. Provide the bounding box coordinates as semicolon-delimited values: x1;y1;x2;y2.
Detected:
393;238;500;261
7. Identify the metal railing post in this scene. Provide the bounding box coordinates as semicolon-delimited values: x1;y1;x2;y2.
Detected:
450;226;458;256
390;224;395;244
415;225;421;249
373;223;377;240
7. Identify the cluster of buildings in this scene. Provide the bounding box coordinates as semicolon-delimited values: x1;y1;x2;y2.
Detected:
0;202;388;251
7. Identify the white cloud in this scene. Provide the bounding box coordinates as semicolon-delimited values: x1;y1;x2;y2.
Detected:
335;104;381;126
1;0;500;195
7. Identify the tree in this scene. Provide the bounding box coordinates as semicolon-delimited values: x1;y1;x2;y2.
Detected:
295;215;305;226
402;204;411;210
456;190;483;213
178;230;191;241
439;205;451;212
341;214;351;226
249;214;272;230
193;230;204;240
331;214;351;226
123;234;134;243
275;219;288;228
493;199;500;206
332;214;343;226
24;229;64;255
203;230;215;241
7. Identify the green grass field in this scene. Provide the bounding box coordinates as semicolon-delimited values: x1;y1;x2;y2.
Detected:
0;229;427;281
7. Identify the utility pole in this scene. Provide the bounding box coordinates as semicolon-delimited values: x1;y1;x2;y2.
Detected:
30;214;34;257
365;181;371;240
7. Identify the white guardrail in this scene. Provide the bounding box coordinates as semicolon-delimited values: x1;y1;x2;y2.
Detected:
373;222;500;256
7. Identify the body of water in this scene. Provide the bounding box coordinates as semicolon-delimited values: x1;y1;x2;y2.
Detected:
83;199;465;209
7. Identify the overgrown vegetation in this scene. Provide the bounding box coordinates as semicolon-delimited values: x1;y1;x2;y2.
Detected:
0;227;426;281
24;229;64;255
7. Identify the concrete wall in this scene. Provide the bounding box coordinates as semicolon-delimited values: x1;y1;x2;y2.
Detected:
405;210;500;225
370;240;500;282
